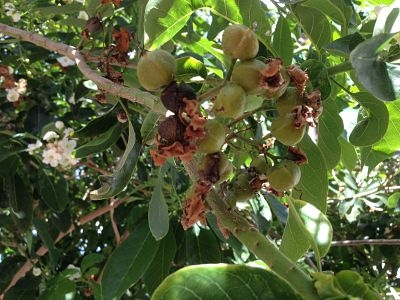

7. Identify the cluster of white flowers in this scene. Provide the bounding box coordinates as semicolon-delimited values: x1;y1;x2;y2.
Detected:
5;3;21;22
6;78;27;102
27;121;79;168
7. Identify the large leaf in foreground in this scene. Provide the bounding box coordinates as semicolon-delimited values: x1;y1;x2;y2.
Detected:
101;220;159;300
152;264;302;300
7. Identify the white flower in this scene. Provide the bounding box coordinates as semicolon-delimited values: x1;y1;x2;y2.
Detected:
42;148;62;167
63;127;74;137
55;121;64;130
27;140;43;155
8;66;14;74
56;56;75;67
32;267;42;276
10;12;21;22
78;10;88;20
6;88;20;102
61;139;77;154
16;78;27;94
43;131;59;141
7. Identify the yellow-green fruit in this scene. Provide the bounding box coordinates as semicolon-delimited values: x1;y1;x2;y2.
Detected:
250;155;270;174
222;24;259;60
270;115;306;146
231;59;267;94
137;49;176;91
276;87;304;115
198;152;233;184
227;174;255;206
213;83;246;118
216;152;234;184
268;160;301;192
198;120;226;153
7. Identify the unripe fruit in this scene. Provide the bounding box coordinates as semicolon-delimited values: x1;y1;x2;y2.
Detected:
276;87;304;115
199;152;233;184
137;49;176;91
222;24;259;60
226;173;255;207
197;120;226;153
250;155;270;174
268;160;301;192
231;59;267;94
213;83;246;118
270;115;306;146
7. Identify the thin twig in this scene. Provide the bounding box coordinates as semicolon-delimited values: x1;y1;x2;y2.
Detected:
109;198;121;244
331;239;400;247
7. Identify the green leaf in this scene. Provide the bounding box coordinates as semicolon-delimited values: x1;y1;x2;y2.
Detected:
101;220;159;300
280;200;333;267
80;253;106;275
373;7;400;36
373;99;400;154
302;0;349;27
293;135;328;212
317;97;344;169
300;59;332;100
74;106;118;138
38;169;69;212
272;16;293;65
141;111;161;144
338;136;358;171
349;33;396;101
360;147;390;170
35;3;84;16
90;118;141;200
5;273;41;300
324;33;364;57
387;192;400;209
0;256;26;293
176;56;207;80
38;270;76;300
74;123;122;158
143;229;177;294
152;264;302;300
186;227;221;264
149;175;169;241
33;219;60;268
349;92;389;146
294;5;332;50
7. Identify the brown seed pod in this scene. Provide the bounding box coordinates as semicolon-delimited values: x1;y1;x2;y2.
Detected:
157;115;186;146
85;16;102;34
198;152;233;184
161;81;197;113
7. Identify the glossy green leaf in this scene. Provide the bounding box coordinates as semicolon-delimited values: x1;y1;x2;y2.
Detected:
149;176;169;240
293;135;328;212
143;229;177;294
33;219;60;267
141;111;161;145
324;33;364;57
301;59;332;100
38;169;69;212
294;5;332;50
302;0;351;27
387;192;400;209
338;136;358;171
80;253;106;275
152;264;302;300
35;3;84;16
90;119;141;200
176;56;207;80
74;106;118;139
38;270;76;300
280;200;332;266
186;227;221;264
350;33;396;101
360;146;390;170
349;92;389;146
272;16;293;65
317;98;343;169
5;173;33;230
101;220;159;300
373;99;400;154
74;123;122;158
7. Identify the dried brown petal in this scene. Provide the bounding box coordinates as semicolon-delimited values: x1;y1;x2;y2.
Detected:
287;146;308;165
259;58;287;98
287;65;309;94
158;115;186;146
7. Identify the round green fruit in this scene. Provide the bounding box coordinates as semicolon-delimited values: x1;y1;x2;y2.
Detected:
226;173;255;206
198;120;226;153
270;115;306;146
250;155;270;174
268;160;301;192
213;83;246;118
276;87;305;115
231;59;267;94
222;24;259;60
137;49;176;91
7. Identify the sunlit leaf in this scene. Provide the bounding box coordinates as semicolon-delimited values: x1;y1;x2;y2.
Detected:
338;136;358;171
301;59;332;100
272;16;293;65
152;264;302;299
176;56;207;80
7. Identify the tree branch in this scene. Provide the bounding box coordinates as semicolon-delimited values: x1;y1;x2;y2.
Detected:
331;239;400;247
0;23;165;114
0;198;126;298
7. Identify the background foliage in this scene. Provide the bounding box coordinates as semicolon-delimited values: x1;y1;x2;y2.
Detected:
1;0;400;299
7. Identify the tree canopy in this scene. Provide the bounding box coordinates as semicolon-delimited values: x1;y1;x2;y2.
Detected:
1;0;400;299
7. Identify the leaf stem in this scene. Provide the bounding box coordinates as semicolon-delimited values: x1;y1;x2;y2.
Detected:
327;61;353;75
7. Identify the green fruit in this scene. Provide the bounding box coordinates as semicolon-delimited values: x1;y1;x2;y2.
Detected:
222;24;259;60
270;115;306;146
198;120;226;153
276;87;305;115
250;155;270;174
231;59;267;94
198;152;233;184
268;160;301;192
226;173;255;207
259;61;290;100
213;83;246;118
137;49;176;91
216;153;234;184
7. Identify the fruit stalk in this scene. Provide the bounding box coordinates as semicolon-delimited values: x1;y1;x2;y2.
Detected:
183;160;320;300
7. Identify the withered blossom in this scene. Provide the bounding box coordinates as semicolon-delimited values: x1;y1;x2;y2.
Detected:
287;64;309;94
259;58;286;98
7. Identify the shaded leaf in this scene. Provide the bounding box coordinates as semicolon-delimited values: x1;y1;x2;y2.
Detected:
349;33;396;101
302;0;350;27
272;16;293;65
301;59;331;100
5;273;41;300
176;56;207;80
360;147;390;170
33;219;60;268
101;220;159;300
152;264;302;300
38;270;76;300
324;33;364;57
0;256;26;293
149;173;169;240
280;200;333;265
349;92;389;146
35;3;84;16
38;169;69;212
186;227;221;264
338;136;358;171
293;135;328;212
74;106;118;138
